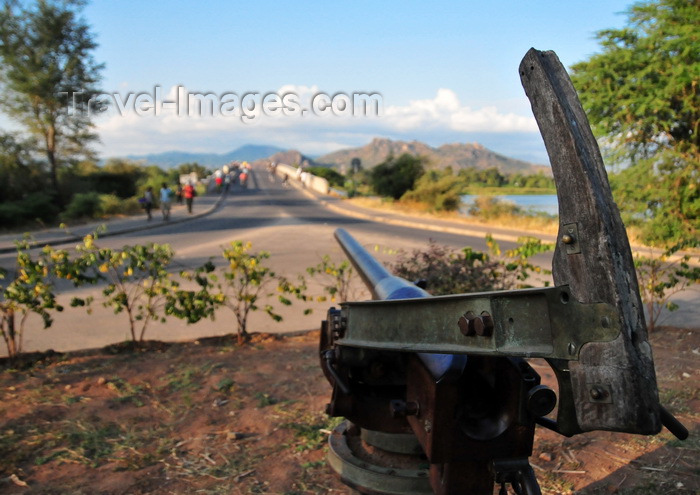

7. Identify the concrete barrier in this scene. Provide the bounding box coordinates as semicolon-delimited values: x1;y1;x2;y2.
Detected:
275;163;330;195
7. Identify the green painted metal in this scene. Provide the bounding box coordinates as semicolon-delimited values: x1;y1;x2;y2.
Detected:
336;285;620;360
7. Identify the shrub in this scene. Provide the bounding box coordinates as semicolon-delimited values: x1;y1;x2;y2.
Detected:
1;239;94;358
634;244;699;332
61;192;101;221
306;255;358;303
72;235;178;343
99;194;141;216
390;240;499;295
390;236;552;296
175;241;310;345
401;170;462;211
0;192;60;229
467;196;522;219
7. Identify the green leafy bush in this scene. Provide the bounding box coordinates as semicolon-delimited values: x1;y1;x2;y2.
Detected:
466;196;522;219
1;239;95;358
0;193;60;229
60;193;142;221
72;235;178;343
401;170;462;211
306;255;357;303
61;192;102;220
634;244;699;332
99;194;141;216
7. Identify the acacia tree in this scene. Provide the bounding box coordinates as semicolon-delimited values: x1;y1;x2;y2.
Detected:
570;0;699;246
0;0;106;198
370;154;425;200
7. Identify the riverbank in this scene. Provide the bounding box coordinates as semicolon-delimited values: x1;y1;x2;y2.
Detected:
347;196;560;237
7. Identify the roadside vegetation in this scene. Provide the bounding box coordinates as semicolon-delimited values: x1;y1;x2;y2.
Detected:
0;155;212;231
1;229;556;359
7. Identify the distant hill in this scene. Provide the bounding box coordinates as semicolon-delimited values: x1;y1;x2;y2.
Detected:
252;149;316;169
118;139;550;175
123;144;286;168
316;138;550;175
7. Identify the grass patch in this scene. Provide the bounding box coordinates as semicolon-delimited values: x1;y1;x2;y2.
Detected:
462;186;556;195
658;386;699;415
347;196;559;235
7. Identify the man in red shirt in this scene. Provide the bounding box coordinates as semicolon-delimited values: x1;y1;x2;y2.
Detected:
183;182;196;214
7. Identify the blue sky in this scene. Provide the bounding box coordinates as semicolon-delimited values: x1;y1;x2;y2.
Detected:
66;2;634;162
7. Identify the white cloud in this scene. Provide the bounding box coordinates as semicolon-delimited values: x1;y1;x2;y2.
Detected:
382;88;538;133
94;85;542;160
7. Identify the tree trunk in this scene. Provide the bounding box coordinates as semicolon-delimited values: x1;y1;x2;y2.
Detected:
5;310;17;358
45;125;60;199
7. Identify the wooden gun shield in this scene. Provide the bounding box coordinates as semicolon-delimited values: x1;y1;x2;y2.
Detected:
519;48;661;435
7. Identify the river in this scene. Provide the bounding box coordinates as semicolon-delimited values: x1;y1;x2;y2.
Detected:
461;194;559;216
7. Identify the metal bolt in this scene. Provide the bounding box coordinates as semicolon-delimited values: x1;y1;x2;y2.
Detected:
562;233;575;244
601;316;611;328
479;311;495;337
568;342;576;355
459;311;493;337
458;314;474;336
471;316;485;336
590;386;608;401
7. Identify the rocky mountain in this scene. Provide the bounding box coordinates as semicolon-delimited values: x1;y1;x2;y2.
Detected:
252;149;315;168
315;138;550;175
124;144;286;168
118;138;550;175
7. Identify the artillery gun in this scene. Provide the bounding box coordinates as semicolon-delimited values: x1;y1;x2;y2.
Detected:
319;49;688;495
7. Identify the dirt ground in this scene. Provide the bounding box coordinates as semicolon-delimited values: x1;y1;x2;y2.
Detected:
0;327;697;495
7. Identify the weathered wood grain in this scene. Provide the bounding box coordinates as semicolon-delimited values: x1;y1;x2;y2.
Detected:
519;48;661;434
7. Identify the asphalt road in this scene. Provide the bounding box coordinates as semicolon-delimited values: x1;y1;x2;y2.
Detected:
1;166;697;355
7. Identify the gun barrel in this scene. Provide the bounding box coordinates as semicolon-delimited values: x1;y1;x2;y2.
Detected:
334;228;459;380
334;228;428;301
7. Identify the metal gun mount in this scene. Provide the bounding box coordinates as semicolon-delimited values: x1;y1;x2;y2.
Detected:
319;49;689;495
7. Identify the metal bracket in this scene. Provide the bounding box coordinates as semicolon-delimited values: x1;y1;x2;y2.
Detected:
336;285;620;360
560;223;581;254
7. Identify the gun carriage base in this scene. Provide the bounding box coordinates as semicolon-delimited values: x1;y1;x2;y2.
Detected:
319;48;688;495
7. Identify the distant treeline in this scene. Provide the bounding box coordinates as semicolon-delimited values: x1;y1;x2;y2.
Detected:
0;146;212;230
309;154;555;212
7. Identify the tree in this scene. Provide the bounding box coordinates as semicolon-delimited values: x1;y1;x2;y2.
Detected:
184;241;310;345
0;0;106;198
74;234;179;343
634;246;699;332
0;132;47;202
1;238;93;358
570;0;699;245
401;168;462;211
370;153;425;199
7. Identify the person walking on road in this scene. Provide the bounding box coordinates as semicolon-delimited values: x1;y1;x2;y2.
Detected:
160;183;173;220
183;182;196;214
142;186;154;220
